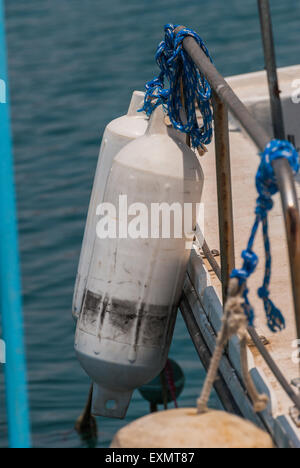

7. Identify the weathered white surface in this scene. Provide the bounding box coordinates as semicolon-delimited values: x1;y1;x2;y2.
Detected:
197;65;300;440
73;91;149;319
75;106;204;419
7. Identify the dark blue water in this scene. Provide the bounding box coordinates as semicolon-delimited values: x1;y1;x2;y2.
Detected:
1;0;300;448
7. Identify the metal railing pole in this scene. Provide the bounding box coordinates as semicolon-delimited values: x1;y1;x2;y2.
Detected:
274;159;300;343
181;35;269;149
0;0;31;448
257;0;286;140
257;2;300;345
176;31;300;343
212;92;235;303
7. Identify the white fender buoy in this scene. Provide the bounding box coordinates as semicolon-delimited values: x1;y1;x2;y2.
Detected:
73;91;149;320
110;409;274;449
75;105;204;419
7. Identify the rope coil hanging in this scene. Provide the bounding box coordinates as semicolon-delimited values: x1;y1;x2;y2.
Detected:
198;139;299;414
231;139;299;332
140;24;214;151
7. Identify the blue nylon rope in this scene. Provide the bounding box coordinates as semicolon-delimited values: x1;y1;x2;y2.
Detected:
141;24;213;149
231;140;299;332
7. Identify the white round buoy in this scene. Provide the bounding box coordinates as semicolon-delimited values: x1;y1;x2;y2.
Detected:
110;409;274;449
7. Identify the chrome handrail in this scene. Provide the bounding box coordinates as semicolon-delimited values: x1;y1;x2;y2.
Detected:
175;29;300;343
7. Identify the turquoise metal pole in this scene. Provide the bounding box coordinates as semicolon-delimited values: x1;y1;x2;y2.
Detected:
0;0;31;448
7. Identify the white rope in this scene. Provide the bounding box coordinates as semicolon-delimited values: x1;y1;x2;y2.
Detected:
197;278;268;414
240;334;269;413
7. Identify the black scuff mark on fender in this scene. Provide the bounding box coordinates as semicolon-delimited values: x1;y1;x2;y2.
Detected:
80;290;102;336
100;295;109;328
104;299;175;348
109;299;136;336
134;303;145;350
141;307;169;347
98;295;110;340
79;289;87;317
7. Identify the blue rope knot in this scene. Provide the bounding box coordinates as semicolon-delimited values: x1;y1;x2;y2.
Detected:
241;249;258;275
229;268;255;325
255;195;274;218
260;139;299;175
230;250;258;327
231;268;249;282
258;286;269;299
230;251;258;284
141;24;213;149
233;139;299;332
256;139;299;205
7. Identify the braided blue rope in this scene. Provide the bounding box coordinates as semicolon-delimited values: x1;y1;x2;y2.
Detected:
231;140;299;332
141;24;213;149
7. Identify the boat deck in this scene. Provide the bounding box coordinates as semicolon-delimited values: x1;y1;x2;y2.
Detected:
198;65;300;435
